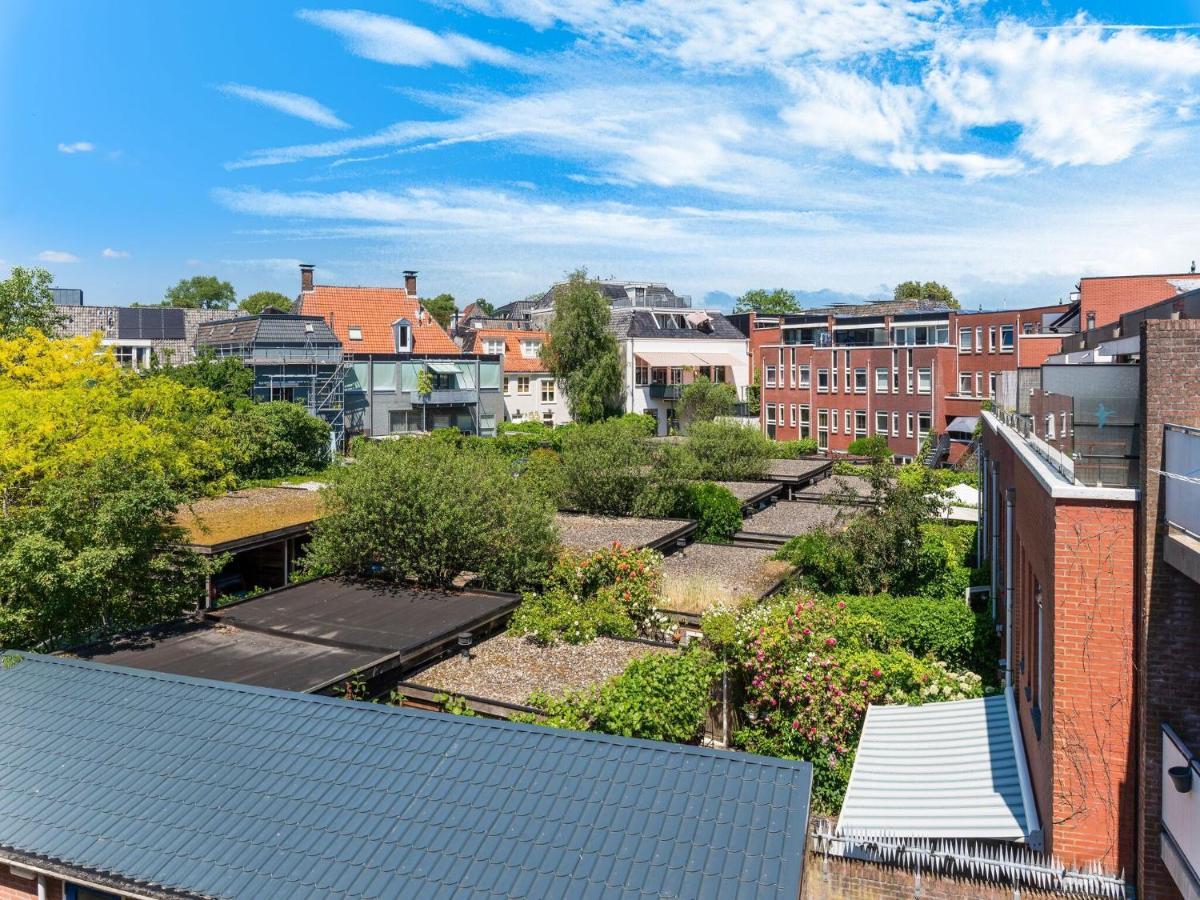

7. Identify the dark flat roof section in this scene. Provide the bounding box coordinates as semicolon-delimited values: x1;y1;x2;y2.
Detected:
73;578;519;694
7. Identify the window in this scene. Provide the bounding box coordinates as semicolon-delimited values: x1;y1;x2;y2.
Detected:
503;376;510;394
799;365;811;388
790;404;797;427
393;320;412;353
817;368;829;392
635;363;649;386
799;405;811;439
876;410;889;434
516;376;531;395
348;326;363;341
765;365;777;387
855;410;867;436
483;338;505;355
917;367;932;394
975;372;982;397
959;372;972;395
542;410;554;425
1000;324;1015;351
831;409;838;433
974;326;983;353
906;412;914;438
959;328;972;352
520;339;542;358
891;411;899;436
541;380;555;403
989;372;997;398
831;366;839;392
853;368;867;392
918;412;932;441
1023;322;1035;335
875;367;889;393
817;409;829;450
791;364;799;387
988;326;997;352
766;403;777;424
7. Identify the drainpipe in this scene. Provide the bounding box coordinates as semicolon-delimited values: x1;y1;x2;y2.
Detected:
36;875;46;900
990;461;999;613
1004;487;1015;688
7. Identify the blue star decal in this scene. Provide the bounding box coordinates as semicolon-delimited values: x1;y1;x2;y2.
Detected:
1096;403;1113;428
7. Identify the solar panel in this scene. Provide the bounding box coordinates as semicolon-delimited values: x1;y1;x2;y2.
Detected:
117;308;186;340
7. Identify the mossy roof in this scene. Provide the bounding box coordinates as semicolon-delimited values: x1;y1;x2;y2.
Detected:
175;487;326;550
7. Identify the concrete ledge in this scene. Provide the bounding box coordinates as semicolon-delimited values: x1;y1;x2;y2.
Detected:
1165;529;1200;585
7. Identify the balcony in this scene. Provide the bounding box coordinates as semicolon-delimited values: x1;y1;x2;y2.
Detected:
1163;424;1200;583
412;388;475;406
1162;725;1200;899
648;384;682;400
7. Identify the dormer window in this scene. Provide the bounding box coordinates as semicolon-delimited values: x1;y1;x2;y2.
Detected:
348;326;363;341
483;338;505;355
520;339;542;358
393;318;412;353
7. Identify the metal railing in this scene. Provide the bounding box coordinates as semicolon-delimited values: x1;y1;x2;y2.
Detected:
648;384;682;400
1164;425;1200;539
412;388;475;406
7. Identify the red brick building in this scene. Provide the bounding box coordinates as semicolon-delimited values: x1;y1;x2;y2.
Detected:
1077;272;1200;332
736;300;1069;461
981;289;1200;898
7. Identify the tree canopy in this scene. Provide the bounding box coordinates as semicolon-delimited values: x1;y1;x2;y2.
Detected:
163;275;236;310
733;288;800;315
473;297;496;315
678;376;737;431
0;266;65;338
152;347;254;410
893;280;959;309
423;293;457;330
540;270;624;423
239;290;292;315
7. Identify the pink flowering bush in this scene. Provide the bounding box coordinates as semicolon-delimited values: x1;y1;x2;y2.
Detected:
731;592;981;812
508;543;667;644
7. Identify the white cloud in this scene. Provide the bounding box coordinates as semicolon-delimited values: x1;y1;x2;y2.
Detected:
926;19;1200;167
57;141;94;154
37;250;79;263
218;83;349;129
297;9;516;67
101;248;130;258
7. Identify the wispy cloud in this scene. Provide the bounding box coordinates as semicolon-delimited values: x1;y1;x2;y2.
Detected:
297;9;516;68
218;83;349;129
37;250;79;263
57;141;94;154
101;248;130;258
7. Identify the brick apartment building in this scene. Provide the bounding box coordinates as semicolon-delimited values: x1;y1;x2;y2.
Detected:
736;300;1069;461
980;288;1200;898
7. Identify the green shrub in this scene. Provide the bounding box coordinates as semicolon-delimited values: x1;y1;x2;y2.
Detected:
831;461;872;476
304;438;559;592
526;647;718;744
686;420;770;480
558;419;651;514
911;522;975;602
679;377;737;431
521;447;567;508
847;435;891;459
496;420;556;457
771;438;819;458
508;544;664;644
835;594;977;669
632;443;700;518
230;401;330;481
685;482;743;543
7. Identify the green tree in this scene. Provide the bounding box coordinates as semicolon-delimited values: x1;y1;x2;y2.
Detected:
163;275;236;310
305;438;559;592
733;288;800;314
151;347;254;411
423;293;457;330
686;421;770;481
474;298;496;315
558;418;653;515
0;266;64;338
893;280;959;309
0;461;215;650
541;270;624;423
239;290;292;315
678;376;737;431
230;402;330;480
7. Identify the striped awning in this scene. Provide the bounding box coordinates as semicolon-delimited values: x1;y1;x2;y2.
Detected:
838;690;1042;845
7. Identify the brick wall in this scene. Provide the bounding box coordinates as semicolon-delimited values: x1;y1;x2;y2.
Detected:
55;305;237;364
1137;319;1200;900
0;865;61;899
803;853;1079;900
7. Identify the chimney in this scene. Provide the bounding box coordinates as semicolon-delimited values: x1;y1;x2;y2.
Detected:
403;270;418;296
300;263;315;293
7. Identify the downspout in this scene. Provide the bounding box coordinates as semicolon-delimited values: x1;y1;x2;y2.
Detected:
36;875;46;900
1004;486;1015;688
990;460;999;616
475;355;482;435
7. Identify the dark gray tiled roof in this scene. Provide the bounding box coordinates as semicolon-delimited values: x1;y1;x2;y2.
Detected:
609;309;745;341
0;653;812;900
194;314;340;348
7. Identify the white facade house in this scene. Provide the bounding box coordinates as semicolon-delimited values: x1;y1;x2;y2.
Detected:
465;329;572;426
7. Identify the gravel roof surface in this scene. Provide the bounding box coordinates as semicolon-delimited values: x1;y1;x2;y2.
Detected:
740;500;846;536
763;458;830;482
555;513;692;553
661;544;792;613
793;475;875;499
713;481;781;504
410;634;674;706
175;487;326;549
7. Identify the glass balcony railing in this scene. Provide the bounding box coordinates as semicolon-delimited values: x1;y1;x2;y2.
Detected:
1164;425;1200;538
648;384;682;400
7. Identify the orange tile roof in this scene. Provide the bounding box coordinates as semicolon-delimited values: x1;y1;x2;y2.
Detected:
297;285;460;355
463;328;551;373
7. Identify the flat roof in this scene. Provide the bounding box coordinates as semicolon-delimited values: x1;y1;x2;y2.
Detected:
740;500;845;537
0;652;812;900
175;486;326;553
555;512;695;553
763;458;832;485
713;480;782;507
73;578;520;693
661;543;792;614
792;473;875;501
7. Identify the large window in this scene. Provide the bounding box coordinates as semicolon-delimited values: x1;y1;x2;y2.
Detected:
765;365;777;387
483;338;505;355
958;328;972;352
541;380;555;402
917;367;932;394
635;363;649;386
817;368;829;392
516;376;531;395
817;409;829;450
854;410;867;436
988;326;997;353
876;410;889;434
799;405;811;439
959;372;972;395
1000;324;1015;351
766;403;777;424
853;368;867;393
875;367;889;393
799;365;811;388
917;412;932;441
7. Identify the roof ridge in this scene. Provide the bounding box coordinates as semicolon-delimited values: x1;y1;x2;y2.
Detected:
7;651;813;772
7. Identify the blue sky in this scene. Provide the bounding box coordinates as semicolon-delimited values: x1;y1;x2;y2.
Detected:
3;0;1200;311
